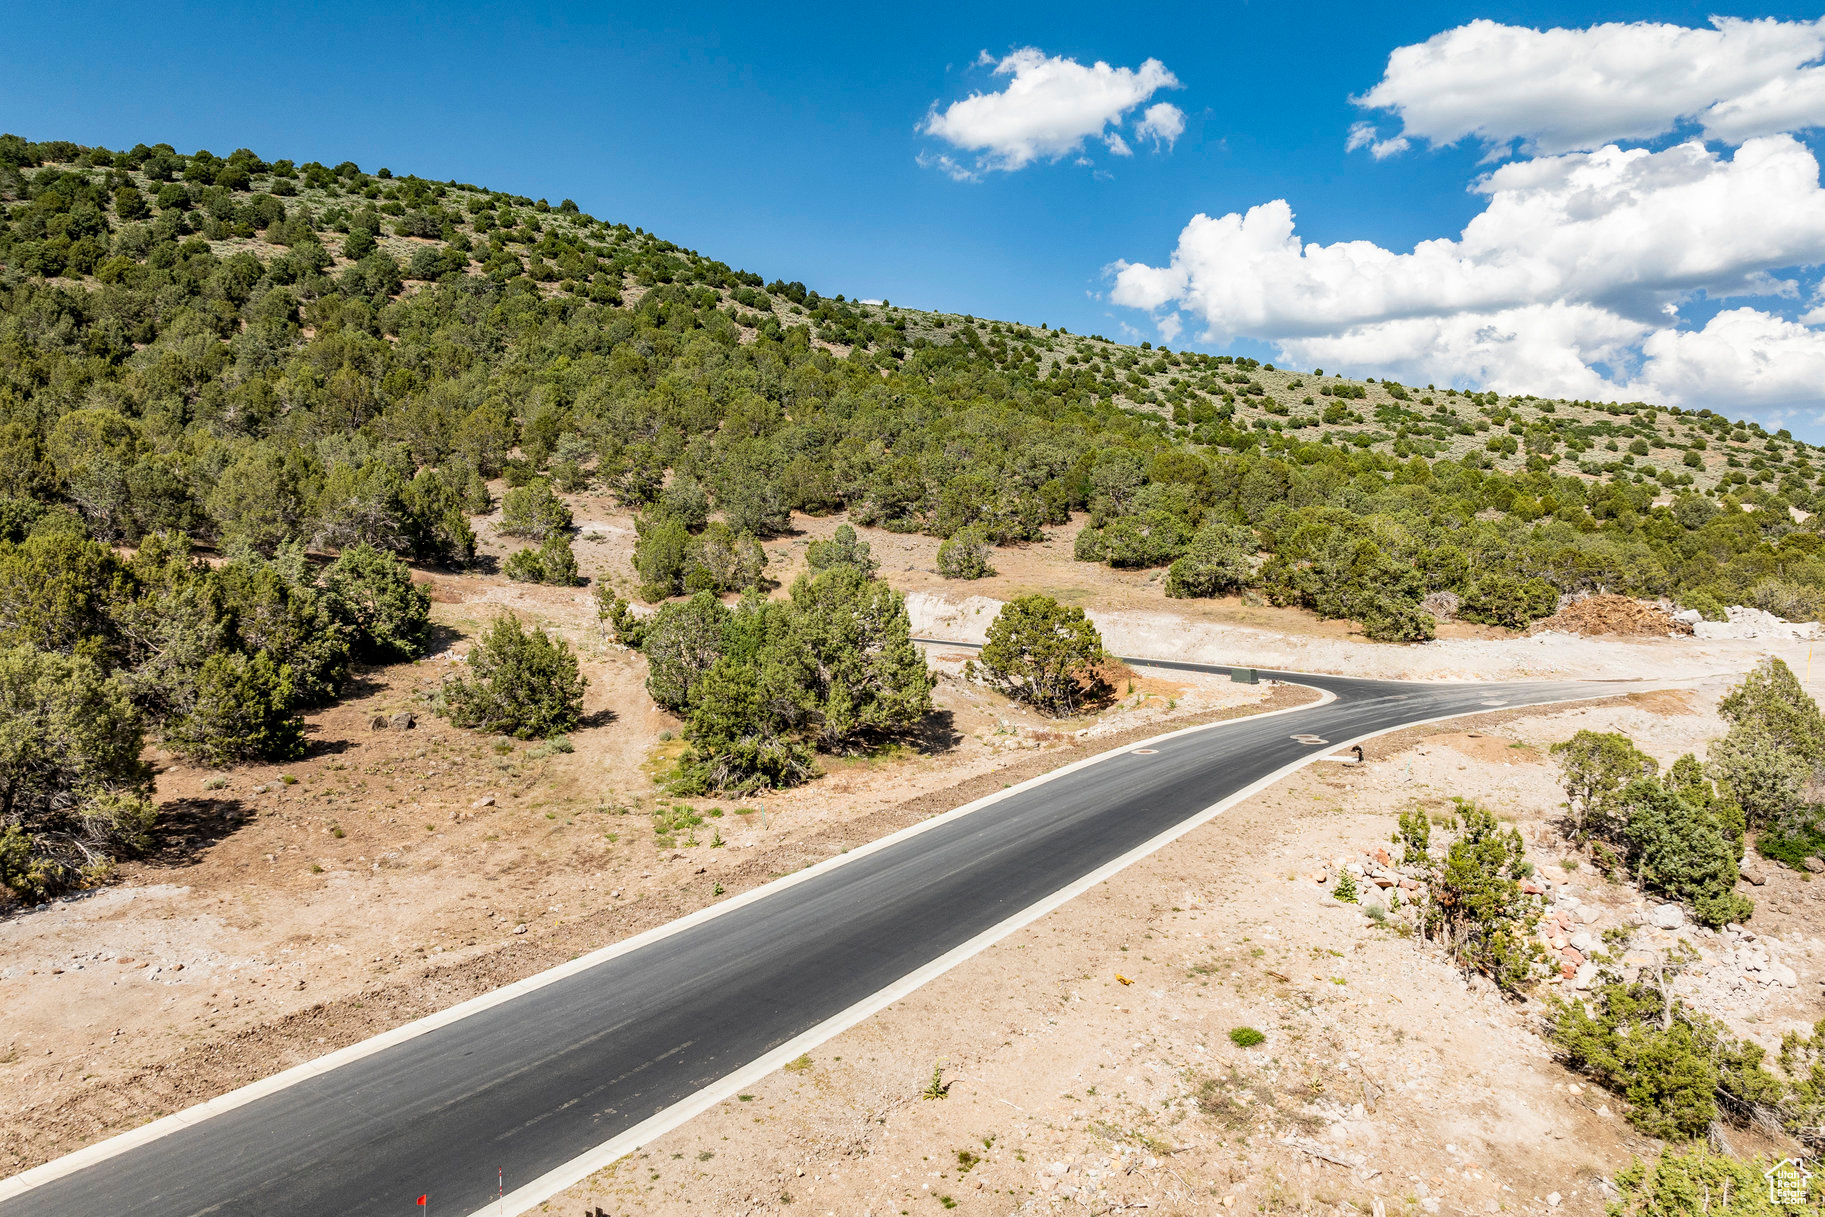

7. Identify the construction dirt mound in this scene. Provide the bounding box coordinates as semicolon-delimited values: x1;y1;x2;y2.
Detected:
1533;594;1693;638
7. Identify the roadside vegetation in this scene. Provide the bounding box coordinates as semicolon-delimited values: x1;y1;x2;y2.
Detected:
604;564;931;792
1334;658;1825;1181
1539;663;1825;1148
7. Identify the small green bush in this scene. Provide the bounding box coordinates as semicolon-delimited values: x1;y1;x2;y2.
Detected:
503;534;580;586
166;652;305;764
1553;730;1658;843
1333;869;1358;903
1357;588;1437;643
1399;798;1544;992
1546;979;1783;1140
0;645;155;901
440;615;586;739
503;547;544;583
322;542;432;661
1712;657;1825;834
1228;1026;1266;1048
936;526;994;580
1677;589;1727;622
499;479;572;541
1458;574;1558;629
1619;774;1753;927
1613;1146;1816;1217
978;594;1106;715
1165;520;1255;599
805;524;877;576
1757;821;1825;869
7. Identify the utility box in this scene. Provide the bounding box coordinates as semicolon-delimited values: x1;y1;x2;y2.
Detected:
1230;666;1257;684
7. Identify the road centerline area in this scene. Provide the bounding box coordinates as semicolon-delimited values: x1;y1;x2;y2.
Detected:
0;661;1615;1217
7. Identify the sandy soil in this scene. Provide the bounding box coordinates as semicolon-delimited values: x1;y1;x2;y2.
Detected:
547;684;1825;1217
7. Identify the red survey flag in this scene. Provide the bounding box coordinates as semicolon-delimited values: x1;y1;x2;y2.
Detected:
416;1197;427;1207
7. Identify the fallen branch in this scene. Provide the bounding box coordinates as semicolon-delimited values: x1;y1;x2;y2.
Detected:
1280;1138;1362;1169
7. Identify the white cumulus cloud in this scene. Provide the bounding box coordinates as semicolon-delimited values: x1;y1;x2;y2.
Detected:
1345;122;1410;159
1113;137;1825;338
1355;16;1825;157
1110;134;1825;417
1637;308;1825;412
1135;102;1186;149
920;48;1181;175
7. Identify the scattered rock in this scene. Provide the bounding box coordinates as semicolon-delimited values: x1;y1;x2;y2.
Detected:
1740;860;1768;886
1805;857;1825;874
472;796;495;808
513;923;527;935
389;711;417;731
1651;904;1685;930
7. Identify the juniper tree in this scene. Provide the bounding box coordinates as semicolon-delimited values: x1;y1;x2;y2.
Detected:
441;615;585;739
0;645;154;901
977;595;1106;716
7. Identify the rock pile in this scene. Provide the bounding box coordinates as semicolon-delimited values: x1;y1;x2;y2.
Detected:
1421;591;1461;621
1540;889;1606;983
1663;924;1803;1020
1683;604;1823;640
1330;848;1422;898
1533;595;1691;638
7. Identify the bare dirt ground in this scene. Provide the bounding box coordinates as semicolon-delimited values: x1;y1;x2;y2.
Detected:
6;502;1821;1208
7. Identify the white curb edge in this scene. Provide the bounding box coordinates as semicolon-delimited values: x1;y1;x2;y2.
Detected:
463;681;1615;1217
0;675;1333;1203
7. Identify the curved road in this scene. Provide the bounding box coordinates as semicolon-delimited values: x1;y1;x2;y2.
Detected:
0;663;1618;1217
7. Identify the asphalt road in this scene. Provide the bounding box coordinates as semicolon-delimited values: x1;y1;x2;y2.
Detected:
0;664;1613;1217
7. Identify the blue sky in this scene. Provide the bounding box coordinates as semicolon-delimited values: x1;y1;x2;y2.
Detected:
10;2;1825;433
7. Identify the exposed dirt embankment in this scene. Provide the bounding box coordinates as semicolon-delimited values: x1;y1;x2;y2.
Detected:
905;586;1810;683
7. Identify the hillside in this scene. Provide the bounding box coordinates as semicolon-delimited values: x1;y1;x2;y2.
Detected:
4;131;1816;498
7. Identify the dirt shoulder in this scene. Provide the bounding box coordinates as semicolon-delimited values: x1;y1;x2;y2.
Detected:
0;660;1303;1175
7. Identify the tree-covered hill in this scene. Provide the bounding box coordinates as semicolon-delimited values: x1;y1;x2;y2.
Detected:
6;132;1825;896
